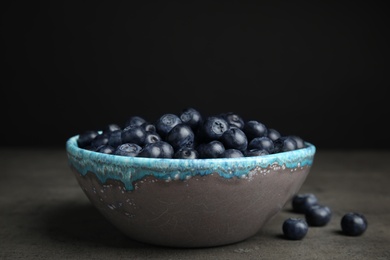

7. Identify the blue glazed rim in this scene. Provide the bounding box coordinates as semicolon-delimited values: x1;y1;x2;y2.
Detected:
66;135;316;191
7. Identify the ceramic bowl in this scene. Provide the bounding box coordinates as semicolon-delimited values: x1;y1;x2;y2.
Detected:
66;135;316;248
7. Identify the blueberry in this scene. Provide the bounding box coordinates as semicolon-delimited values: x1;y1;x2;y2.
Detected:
114;143;142;157
221;149;244;158
274;136;298;153
243;120;268;140
103;123;121;134
77;130;99;148
95;144;115;154
292;193;319;214
282;218;309;240
305;205;332;227
91;133;110;149
197;140;225;158
138;141;174;158
267;128;281;141
179;107;203;131
141;122;157;133
155;113;182;138
248;136;274;153
199;116;229;141
121;125;146;146
220;112;245;129
341;212;368;236
124;116;147;128
166;123;195;151
220;127;248;151
143;132;162;145
107;130;123;148
173;147;199;159
244;149;269;157
290;135;306;149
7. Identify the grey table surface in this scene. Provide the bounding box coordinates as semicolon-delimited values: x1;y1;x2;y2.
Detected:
1;148;389;260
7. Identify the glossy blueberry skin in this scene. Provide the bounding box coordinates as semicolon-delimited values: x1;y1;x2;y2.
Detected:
107;130;123;148
95;144;115;154
143;132;162;145
166;123;195;151
248;136;275;153
292;193;319;213
274;136;298;153
290;135;306;149
124;116;147;128
267;128;281;141
141;122;157;133
138;141;174;158
243;120;268;140
121;125;146;146
221;149;244;158
282;218;309;240
179;107;203;131
199;116;229;141
91;133;110;149
197;140;225;158
305;205;332;227
103;123;121;134
114;143;142;157
173;147;199;159
220;112;245;129
155;113;182;138
77;130;99;148
341;212;368;236
220;127;248;151
244;149;269;157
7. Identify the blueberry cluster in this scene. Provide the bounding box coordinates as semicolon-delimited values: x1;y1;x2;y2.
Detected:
76;107;307;159
282;193;368;240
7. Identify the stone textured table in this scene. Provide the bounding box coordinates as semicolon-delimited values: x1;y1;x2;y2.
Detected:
1;148;389;259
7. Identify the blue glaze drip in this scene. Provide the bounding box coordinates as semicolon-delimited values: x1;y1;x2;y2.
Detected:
66;135;316;191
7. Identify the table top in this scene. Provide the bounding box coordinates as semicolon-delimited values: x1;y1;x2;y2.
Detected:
1;148;389;260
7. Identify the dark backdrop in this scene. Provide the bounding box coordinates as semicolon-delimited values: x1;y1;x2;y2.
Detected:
1;1;389;149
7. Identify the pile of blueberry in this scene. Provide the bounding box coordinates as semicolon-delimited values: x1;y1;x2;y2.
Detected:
76;107;307;159
282;193;368;240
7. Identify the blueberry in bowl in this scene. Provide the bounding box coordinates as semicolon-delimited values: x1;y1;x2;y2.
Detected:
66;108;316;248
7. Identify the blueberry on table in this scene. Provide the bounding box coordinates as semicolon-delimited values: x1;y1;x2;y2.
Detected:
341;212;368;236
292;193;319;213
282;218;309;240
305;205;332;227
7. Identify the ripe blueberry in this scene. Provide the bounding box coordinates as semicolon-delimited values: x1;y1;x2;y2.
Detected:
267;128;281;141
292;193;319;213
124;116;147;128
173;147;199;159
248;136;274;153
341;212;368;236
220;127;248;151
199;116;229;141
179;107;203;131
121;125;146;146
197;140;225;158
221;149;244;158
114;143;142;157
243;120;268;140
77;130;99;148
138;141;174;158
282;218;309;240
220;112;245;129
305;205;332;227
155;113;182;138
166;123;195;151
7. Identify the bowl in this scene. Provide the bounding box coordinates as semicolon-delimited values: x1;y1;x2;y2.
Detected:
66;135;316;248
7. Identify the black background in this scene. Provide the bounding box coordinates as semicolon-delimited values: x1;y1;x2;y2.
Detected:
1;1;389;149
